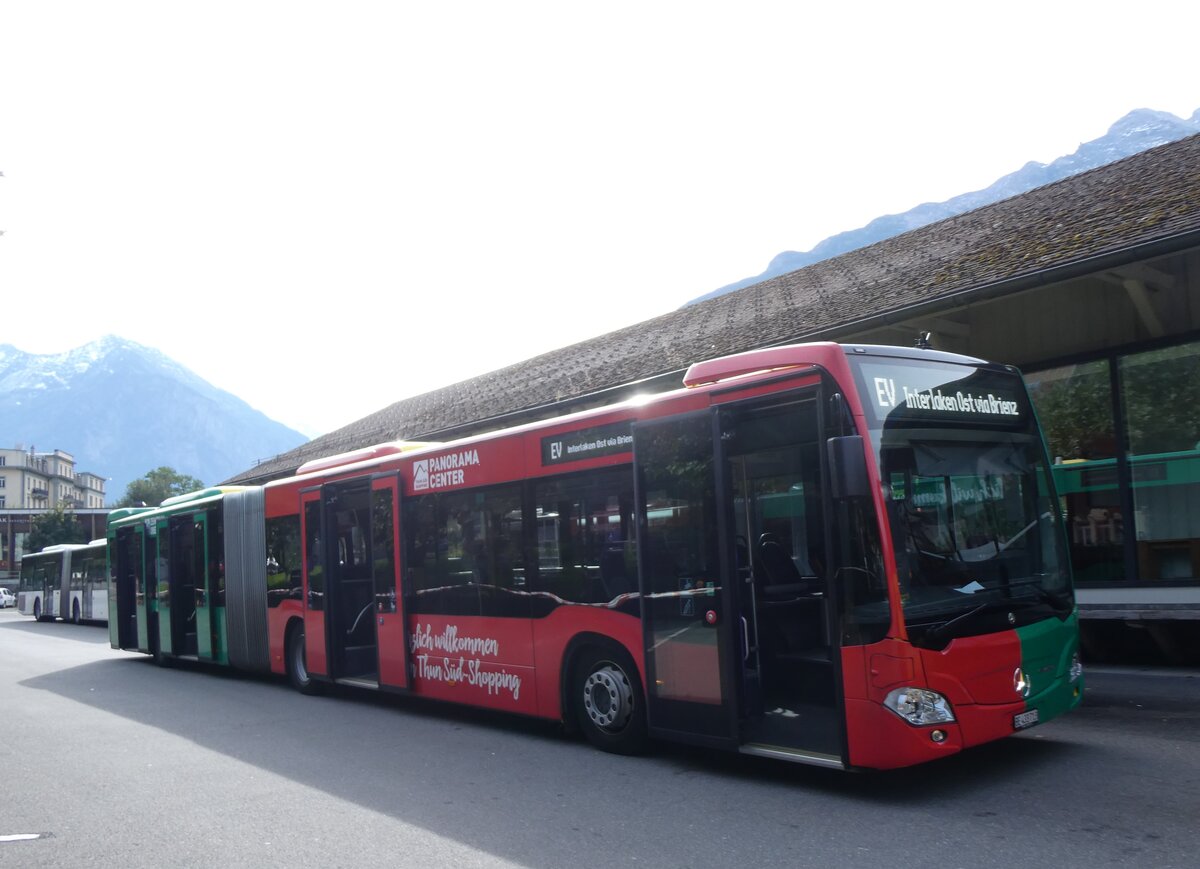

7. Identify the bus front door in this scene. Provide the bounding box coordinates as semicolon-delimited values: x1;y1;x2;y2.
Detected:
718;390;844;766
635;412;740;750
636;393;846;766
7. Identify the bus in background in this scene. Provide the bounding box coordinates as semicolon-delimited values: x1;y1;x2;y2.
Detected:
1052;449;1200;585
17;539;109;623
111;342;1082;771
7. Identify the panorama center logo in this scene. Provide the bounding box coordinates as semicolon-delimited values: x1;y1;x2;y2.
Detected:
412;459;430;491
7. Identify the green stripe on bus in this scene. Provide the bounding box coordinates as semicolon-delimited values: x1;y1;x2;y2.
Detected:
1016;612;1082;723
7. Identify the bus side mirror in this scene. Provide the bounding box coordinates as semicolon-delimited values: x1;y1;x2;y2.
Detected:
827;436;870;500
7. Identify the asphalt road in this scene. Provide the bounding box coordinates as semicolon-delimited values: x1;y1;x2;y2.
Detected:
1;608;1197;868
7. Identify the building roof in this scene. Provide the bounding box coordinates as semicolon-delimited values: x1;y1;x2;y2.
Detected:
227;133;1200;485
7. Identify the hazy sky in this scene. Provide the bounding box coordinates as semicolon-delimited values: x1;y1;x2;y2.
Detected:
1;1;1197;437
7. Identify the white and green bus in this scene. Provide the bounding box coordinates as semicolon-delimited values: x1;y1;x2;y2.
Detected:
18;540;109;624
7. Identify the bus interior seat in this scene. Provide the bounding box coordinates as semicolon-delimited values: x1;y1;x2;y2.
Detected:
757;533;794;575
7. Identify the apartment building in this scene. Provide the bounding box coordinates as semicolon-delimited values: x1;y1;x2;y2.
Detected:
0;447;108;576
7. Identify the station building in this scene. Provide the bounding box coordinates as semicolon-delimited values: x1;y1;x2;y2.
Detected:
230;134;1200;662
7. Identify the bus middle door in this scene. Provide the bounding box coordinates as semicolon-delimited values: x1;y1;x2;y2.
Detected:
371;472;410;689
300;487;329;680
134;522;154;653
634;410;740;750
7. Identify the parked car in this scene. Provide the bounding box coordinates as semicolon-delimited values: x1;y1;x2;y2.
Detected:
0;588;16;608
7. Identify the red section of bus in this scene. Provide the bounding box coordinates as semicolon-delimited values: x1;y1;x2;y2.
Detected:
401;615;537;714
529;606;643;721
377;613;408;687
919;631;1023;705
843;699;965;769
268;599;303;675
841;631;1026;770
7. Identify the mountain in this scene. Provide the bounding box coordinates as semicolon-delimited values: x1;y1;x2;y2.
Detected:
0;336;306;503
688;107;1200;304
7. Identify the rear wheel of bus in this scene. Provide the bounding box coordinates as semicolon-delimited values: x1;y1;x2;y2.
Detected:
573;646;647;755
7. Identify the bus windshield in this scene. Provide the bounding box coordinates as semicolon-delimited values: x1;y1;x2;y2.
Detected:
851;354;1073;646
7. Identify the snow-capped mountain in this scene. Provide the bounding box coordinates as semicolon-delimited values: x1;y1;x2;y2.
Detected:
687;107;1200;304
0;336;306;502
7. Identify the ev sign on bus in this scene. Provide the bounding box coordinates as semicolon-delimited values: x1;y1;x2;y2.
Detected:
541;421;633;467
858;361;1028;427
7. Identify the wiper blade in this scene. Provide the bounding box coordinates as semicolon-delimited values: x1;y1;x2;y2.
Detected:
986;577;1073;611
926;601;991;642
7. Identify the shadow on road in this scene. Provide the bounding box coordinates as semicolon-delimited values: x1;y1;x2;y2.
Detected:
18;649;1197;868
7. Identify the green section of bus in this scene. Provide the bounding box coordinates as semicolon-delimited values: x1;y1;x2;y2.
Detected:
1016;612;1082;724
1053;448;1200;494
107;488;234;666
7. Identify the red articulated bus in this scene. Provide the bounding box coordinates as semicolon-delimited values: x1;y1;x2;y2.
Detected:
111;342;1082;770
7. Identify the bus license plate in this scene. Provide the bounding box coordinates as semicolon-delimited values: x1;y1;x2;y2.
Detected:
1013;709;1039;730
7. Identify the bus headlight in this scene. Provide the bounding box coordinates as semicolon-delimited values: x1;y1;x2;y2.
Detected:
1069;652;1083;683
883;687;956;725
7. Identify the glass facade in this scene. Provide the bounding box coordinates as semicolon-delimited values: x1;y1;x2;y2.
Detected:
1026;338;1200;585
1118;342;1200;581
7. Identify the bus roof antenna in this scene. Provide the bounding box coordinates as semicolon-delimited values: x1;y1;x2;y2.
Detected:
914;331;932;350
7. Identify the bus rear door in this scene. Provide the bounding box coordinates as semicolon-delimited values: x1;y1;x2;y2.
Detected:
133;525;154;652
110;526;142;650
193;510;227;663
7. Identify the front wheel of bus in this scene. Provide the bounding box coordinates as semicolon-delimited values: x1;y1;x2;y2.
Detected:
573;647;647;755
287;624;323;696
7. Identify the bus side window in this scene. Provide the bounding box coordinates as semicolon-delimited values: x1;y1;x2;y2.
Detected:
533;468;636;606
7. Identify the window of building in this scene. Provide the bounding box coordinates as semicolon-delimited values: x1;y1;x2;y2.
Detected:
1117;340;1200;581
1027;337;1200;585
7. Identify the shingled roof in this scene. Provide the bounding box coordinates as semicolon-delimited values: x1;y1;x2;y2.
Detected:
227;133;1200;486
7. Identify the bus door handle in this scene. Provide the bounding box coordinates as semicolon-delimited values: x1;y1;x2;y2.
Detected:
741;616;750;663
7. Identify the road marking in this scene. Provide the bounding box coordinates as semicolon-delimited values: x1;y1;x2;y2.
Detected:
0;834;44;842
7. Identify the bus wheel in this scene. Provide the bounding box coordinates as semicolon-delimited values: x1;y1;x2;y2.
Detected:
287;624;323;696
573;647;647;755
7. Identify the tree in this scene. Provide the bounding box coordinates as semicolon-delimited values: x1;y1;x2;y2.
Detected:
116;467;205;508
26;506;87;553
